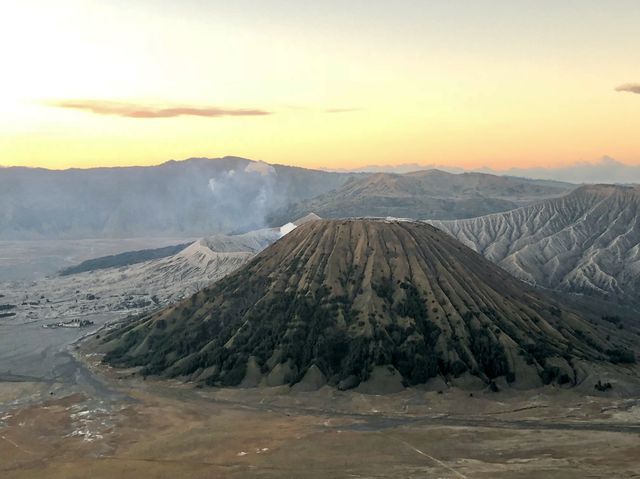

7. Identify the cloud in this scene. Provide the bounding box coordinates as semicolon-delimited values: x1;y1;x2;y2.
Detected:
48;100;271;118
325;108;361;113
615;83;640;95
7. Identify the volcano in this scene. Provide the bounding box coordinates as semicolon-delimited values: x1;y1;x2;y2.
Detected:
99;220;636;392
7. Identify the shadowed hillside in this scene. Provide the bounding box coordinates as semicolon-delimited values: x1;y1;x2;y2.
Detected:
98;220;637;392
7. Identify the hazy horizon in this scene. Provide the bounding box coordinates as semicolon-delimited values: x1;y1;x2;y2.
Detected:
2;0;639;171
4;154;640;185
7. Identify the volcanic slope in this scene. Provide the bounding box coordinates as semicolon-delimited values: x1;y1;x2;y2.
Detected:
430;185;640;304
1;228;281;325
99;220;637;392
267;169;573;224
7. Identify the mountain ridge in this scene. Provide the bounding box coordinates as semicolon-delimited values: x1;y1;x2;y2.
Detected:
429;184;640;304
267;170;574;225
323;156;640;183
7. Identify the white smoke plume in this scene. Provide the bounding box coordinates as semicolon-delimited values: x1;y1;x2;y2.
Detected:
205;161;279;231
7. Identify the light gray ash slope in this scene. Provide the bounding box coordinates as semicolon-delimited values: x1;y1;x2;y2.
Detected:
429;185;640;304
0;228;282;325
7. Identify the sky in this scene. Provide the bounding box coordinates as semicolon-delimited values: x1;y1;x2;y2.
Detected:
1;0;639;170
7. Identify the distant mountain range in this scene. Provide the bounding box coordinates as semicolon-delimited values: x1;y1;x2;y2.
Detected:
430;185;640;305
267;169;573;225
1;156;581;240
329;157;640;184
97;219;637;392
0;157;352;240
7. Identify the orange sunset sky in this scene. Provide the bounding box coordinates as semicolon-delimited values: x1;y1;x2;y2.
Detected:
1;0;639;171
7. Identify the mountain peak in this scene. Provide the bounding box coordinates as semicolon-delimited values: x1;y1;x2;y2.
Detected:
98;219;628;392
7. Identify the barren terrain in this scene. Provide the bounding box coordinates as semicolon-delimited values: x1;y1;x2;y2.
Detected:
2;352;640;479
430;185;640;304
